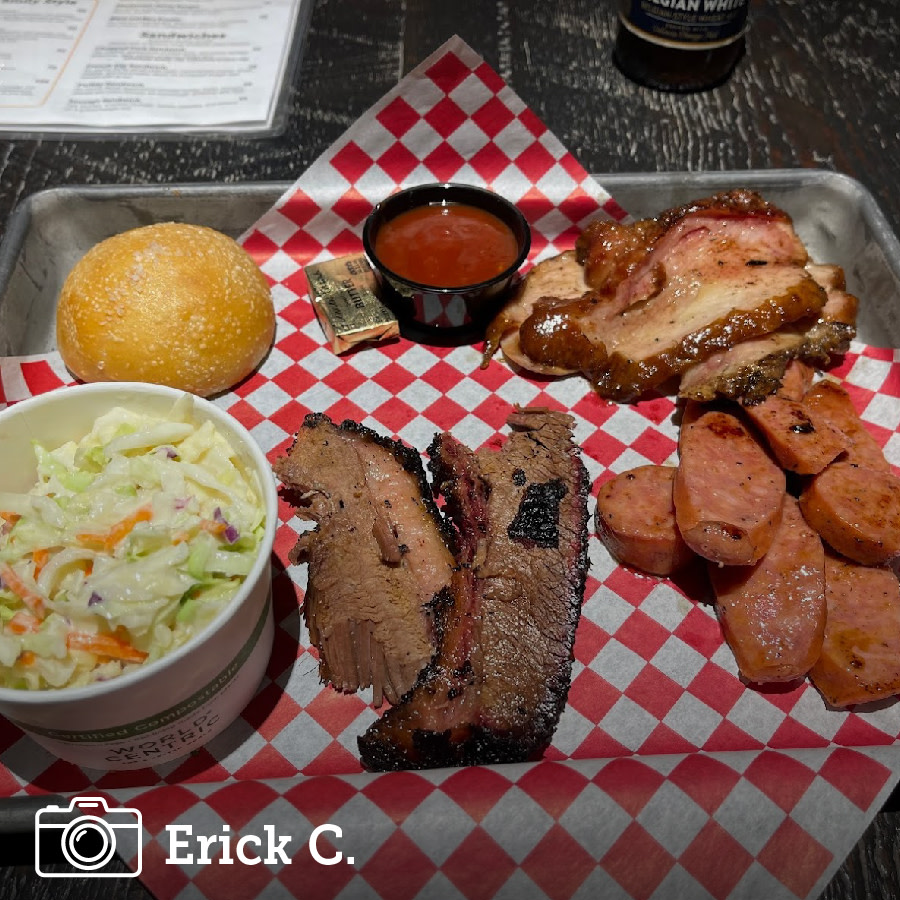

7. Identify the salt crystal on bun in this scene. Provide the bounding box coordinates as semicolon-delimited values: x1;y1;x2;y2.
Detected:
56;222;276;397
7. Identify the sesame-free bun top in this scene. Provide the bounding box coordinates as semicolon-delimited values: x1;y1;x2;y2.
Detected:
56;222;276;397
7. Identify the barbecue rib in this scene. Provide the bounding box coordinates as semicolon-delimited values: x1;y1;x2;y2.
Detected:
274;414;456;707
358;408;590;771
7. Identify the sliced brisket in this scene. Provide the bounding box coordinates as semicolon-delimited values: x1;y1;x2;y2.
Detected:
274;414;456;707
358;408;590;771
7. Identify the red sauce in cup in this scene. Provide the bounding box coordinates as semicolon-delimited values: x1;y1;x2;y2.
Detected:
373;202;520;288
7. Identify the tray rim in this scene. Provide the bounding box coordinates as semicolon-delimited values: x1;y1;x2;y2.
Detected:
3;167;899;288
2;172;900;810
3;167;900;358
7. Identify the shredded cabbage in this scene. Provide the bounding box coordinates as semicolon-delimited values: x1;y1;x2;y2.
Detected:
0;402;265;690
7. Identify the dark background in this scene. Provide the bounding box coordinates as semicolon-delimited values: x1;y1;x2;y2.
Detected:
2;0;900;897
3;1;900;241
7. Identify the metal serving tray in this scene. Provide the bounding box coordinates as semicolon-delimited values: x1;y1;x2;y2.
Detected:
1;170;899;357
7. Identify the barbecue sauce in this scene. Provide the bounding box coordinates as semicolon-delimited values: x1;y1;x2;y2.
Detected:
613;0;749;93
373;203;519;288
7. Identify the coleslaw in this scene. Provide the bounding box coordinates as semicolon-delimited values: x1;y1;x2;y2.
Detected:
0;400;266;690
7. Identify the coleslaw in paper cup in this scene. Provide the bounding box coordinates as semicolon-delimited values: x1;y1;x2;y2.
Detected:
0;383;277;769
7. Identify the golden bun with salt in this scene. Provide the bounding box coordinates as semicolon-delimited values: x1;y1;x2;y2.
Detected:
56;222;276;397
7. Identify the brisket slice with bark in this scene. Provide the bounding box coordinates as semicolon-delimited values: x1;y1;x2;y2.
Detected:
274;414;456;707
358;408;590;771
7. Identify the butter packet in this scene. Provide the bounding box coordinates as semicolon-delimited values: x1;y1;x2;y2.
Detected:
304;255;399;354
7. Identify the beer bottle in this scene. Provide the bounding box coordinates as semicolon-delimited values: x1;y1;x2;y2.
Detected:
613;0;749;93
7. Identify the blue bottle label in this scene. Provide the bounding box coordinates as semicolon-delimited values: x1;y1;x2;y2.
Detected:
620;0;749;49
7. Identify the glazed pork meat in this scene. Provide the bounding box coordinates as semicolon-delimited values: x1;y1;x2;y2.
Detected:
678;262;858;404
484;190;855;404
482;250;589;377
359;408;590;771
274;414;456;707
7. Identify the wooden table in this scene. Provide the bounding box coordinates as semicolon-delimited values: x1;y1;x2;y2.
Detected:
2;0;899;896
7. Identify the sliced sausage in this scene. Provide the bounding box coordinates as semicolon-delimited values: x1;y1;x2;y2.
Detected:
674;408;786;565
595;465;694;576
803;379;890;472
809;551;900;707
708;496;826;683
677;399;706;436
799;461;900;565
743;392;849;475
776;358;816;402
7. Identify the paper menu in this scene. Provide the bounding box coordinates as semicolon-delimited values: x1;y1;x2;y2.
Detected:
0;0;310;135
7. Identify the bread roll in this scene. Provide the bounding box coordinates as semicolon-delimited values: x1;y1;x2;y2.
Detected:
56;222;276;397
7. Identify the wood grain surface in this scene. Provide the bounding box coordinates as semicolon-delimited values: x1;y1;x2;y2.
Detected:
2;1;900;898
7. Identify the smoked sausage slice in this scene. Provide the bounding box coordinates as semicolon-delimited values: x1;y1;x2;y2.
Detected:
809;551;900;708
776;359;816;402
595;465;694;575
799;461;900;566
674;407;786;565
708;496;826;683
803;379;890;472
743;392;848;475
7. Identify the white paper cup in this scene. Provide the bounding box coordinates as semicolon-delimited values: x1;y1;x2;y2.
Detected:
0;383;278;770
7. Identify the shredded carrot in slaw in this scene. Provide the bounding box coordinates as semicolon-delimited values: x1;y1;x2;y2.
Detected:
31;548;51;578
66;631;148;664
76;505;153;553
7;610;41;635
199;518;228;538
0;563;47;618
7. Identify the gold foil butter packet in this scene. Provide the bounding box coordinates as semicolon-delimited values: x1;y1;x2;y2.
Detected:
304;255;399;354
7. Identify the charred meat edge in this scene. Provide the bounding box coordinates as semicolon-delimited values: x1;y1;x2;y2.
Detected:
358;408;590;771
677;263;858;404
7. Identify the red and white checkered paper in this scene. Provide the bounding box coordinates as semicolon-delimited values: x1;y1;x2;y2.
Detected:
3;35;900;900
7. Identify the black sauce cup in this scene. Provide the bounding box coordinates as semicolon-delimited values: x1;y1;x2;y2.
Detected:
362;183;531;346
